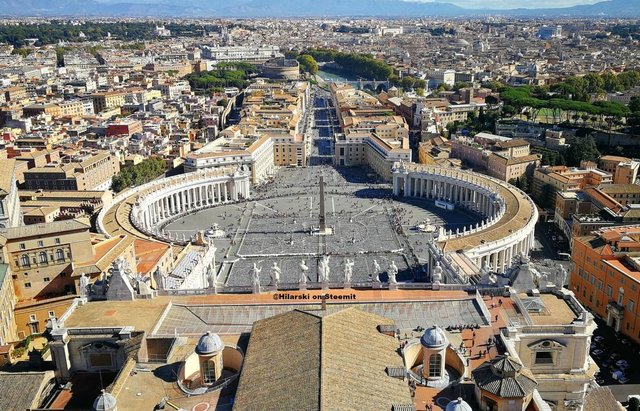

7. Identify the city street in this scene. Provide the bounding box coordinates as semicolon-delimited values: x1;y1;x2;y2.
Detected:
307;86;339;165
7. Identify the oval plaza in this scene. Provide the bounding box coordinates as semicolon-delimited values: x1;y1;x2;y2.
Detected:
98;159;537;288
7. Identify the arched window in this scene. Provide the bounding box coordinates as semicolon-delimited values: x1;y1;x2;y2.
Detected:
202;359;216;384
428;354;442;378
56;249;64;261
21;254;30;267
39;252;47;264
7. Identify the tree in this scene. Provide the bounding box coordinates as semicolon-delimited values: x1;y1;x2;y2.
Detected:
401;76;415;90
565;136;600;167
415;88;425;97
296;54;318;75
485;95;499;105
630;96;640;114
388;74;400;86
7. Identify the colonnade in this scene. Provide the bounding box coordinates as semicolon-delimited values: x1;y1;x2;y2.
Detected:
130;169;251;238
394;172;501;218
140;181;236;228
392;162;537;276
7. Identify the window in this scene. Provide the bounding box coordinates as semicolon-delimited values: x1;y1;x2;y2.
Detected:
24;282;31;288
202;359;217;384
606;285;613;297
21;254;30;267
48;311;55;318
38;252;47;264
43;277;50;282
37;240;43;247
428;354;442;378
618;288;625;305
29;314;36;322
55;249;64;261
55;238;61;245
628;300;635;312
535;351;554;365
19;243;25;250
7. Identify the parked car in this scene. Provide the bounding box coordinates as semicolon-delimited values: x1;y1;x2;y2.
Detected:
594;336;605;343
591;349;604;356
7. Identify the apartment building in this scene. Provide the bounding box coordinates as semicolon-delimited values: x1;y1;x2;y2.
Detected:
331;83;411;181
271;133;306;167
0;264;18;345
570;225;640;344
451;134;540;182
0;220;94;301
23;151;120;191
598;155;640;185
91;91;126;113
532;164;612;200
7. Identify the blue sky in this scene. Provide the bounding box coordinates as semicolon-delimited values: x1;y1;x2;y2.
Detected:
406;0;602;9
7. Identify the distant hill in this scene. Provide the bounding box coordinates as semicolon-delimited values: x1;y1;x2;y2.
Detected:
0;0;637;18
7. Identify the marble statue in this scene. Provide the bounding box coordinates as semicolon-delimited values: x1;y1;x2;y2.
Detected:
319;255;331;284
251;263;262;293
208;265;216;289
343;258;354;283
79;273;89;298
557;264;568;288
432;261;443;283
299;260;309;285
373;259;381;283
388;261;398;284
270;262;281;286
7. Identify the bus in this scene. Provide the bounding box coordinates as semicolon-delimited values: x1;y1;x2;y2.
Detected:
435;200;455;211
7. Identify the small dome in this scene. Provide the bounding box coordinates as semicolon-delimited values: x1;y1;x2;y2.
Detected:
196;331;224;355
454;38;470;46
420;325;448;348
93;390;117;411
446;398;473;411
389;86;398;91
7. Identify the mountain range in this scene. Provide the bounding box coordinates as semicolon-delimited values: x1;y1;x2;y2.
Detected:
0;0;637;18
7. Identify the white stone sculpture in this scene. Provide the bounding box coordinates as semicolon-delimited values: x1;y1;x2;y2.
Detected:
251;263;262;293
79;273;89;298
270;262;281;287
388;261;398;284
343;258;354;284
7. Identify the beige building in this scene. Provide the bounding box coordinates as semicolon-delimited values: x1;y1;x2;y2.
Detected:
270;133;306;167
0;220;94;301
331;83;411;181
0;264;18;345
91;91;126;113
452;134;540;181
23;151;120;191
487;153;541;182
334;132;411;181
532;165;613;201
598;155;640;185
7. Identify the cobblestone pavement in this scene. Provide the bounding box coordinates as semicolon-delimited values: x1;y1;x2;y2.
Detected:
164;166;481;287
